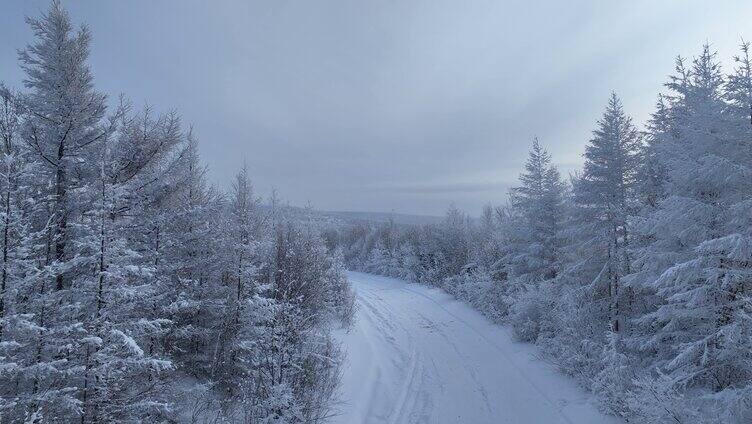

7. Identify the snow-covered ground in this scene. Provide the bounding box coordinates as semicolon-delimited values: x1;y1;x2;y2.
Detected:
333;272;622;424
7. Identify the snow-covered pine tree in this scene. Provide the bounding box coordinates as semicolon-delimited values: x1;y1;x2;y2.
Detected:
503;138;565;342
366;240;389;275
565;93;643;417
471;204;505;281
0;86;49;423
438;205;473;281
626;94;675;324
19;0;108;293
0;87;32;344
74;103;183;423
572;93;641;336
506;138;565;285
628;45;752;421
160;132;225;376
209;163;264;395
253;222;349;422
126;108;185;370
638;94;672;211
10;2;113;420
728;42;752;126
523;95;643;408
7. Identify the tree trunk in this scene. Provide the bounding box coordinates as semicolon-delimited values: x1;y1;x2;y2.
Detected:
0;190;10;342
54;147;68;291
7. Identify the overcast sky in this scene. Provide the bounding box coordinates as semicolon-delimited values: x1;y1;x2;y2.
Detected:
2;1;751;215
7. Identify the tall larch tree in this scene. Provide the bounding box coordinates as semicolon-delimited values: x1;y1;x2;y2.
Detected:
19;0;108;292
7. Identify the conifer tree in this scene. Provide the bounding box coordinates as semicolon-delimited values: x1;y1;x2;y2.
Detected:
19;0;108;292
629;47;752;416
573;93;641;335
507;138;564;285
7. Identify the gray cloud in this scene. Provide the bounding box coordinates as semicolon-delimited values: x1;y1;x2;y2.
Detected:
1;0;750;215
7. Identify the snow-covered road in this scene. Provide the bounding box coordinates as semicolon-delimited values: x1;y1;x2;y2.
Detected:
333;272;621;424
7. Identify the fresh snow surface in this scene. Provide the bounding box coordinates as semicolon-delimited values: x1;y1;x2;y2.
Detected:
333;272;622;424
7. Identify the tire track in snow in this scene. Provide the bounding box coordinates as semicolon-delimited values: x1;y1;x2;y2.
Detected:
398;284;577;424
415;311;494;416
355;286;431;423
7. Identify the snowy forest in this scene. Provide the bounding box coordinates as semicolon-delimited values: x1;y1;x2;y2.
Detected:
0;2;355;423
3;1;752;424
328;47;752;422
